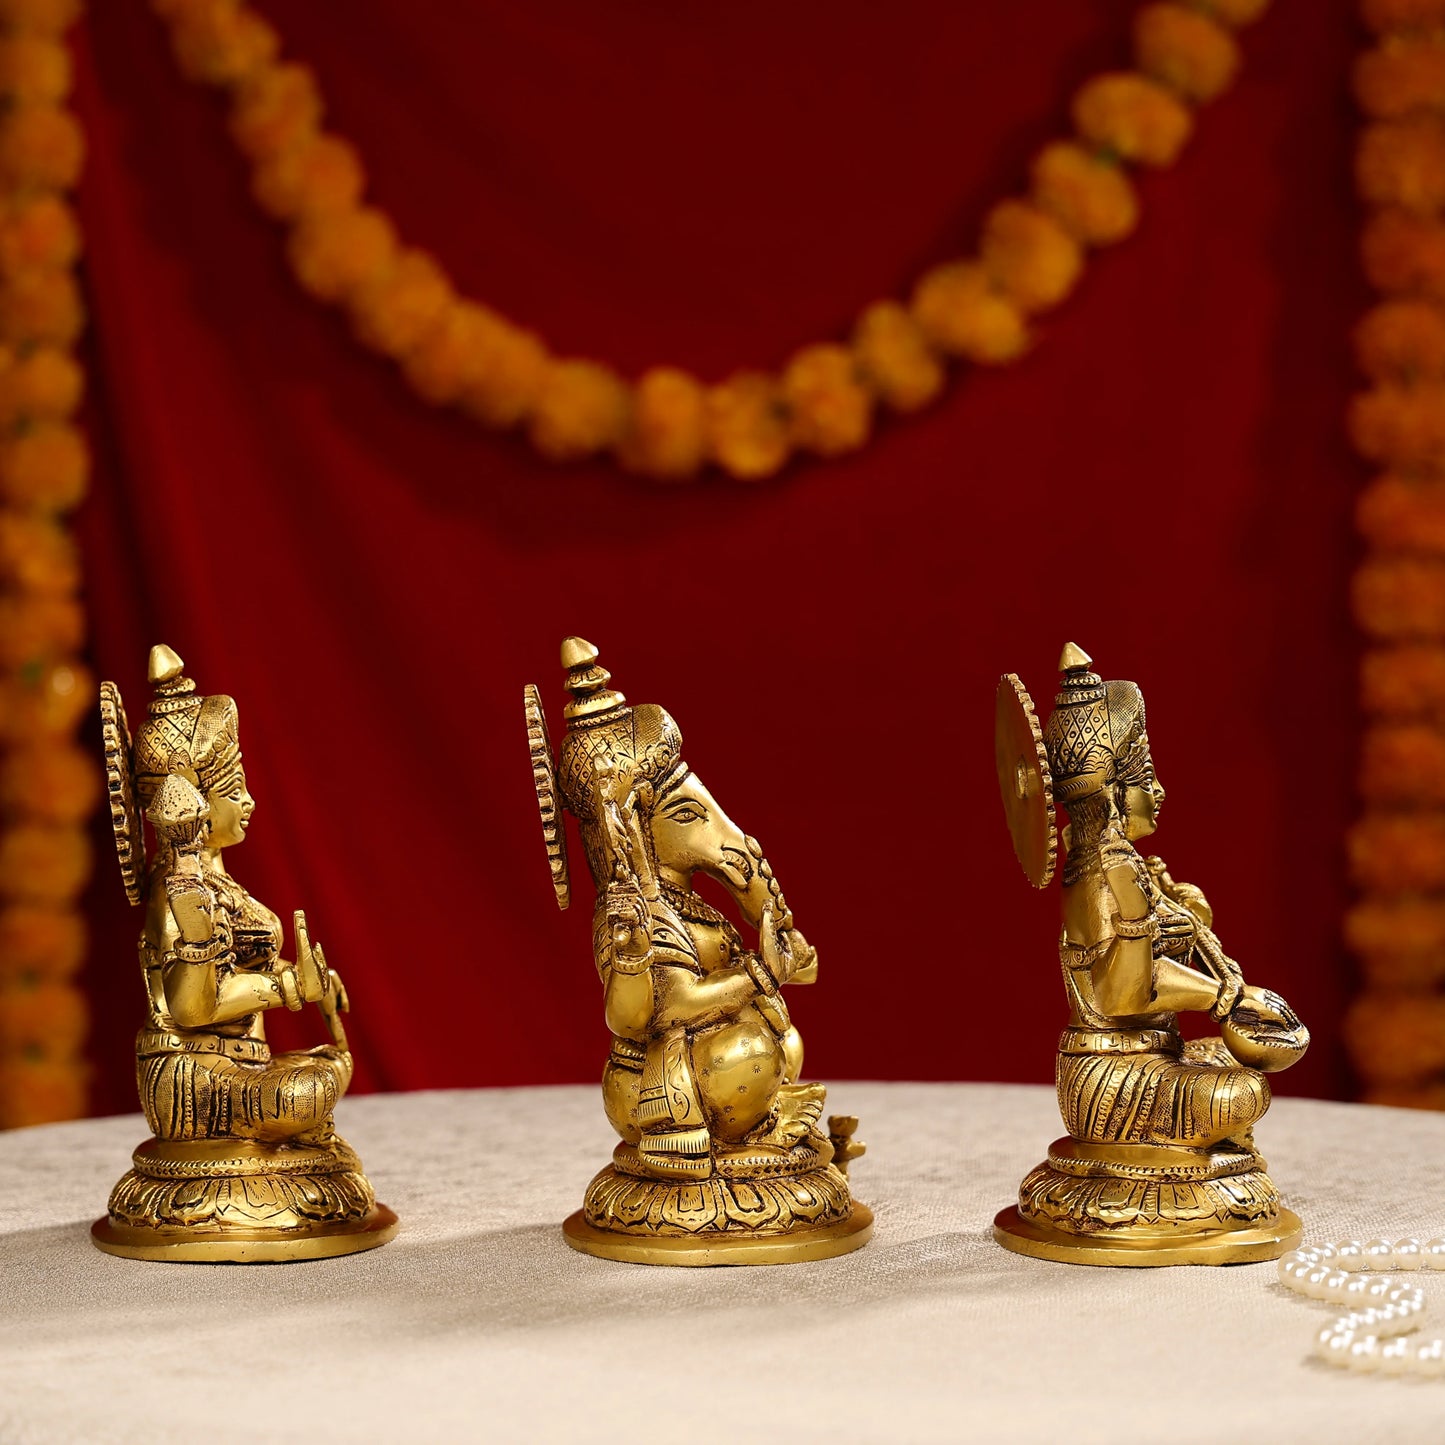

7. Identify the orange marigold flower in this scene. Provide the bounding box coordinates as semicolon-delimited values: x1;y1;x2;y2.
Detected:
1361;722;1445;802
402;300;484;406
1355;300;1445;382
1355;40;1445;122
1030;142;1139;246
1362;209;1445;300
0;979;86;1056
349;248;454;360
459;310;549;429
0;905;84;984
0;595;81;670
1192;0;1271;25
1346;898;1445;991
1354;556;1445;638
1357;474;1445;551
705;372;792;482
1134;4;1240;103
528;359;630;463
979;199;1083;314
0;659;89;742
0;743;96;824
0;102;82;190
287;205;397;304
1349;384;1445;469
1361;643;1445;716
0;194;80;272
1364;1080;1445;1110
0;821;89;905
0;0;80;36
0;420;86;511
252;132;364;221
1361;0;1445;35
851;301;944;414
0;345;82;426
1073;73;1192;168
911;261;1029;364
1345;990;1445;1085
781;343;873;457
0;267;83;347
617;367;707;480
170;0;278;88
0;35;70;103
0;1057;85;1127
1358;117;1445;214
229;61;322;161
0;510;77;597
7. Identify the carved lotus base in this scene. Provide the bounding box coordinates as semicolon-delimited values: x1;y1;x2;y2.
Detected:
565;1143;871;1265
91;1134;398;1262
994;1136;1301;1266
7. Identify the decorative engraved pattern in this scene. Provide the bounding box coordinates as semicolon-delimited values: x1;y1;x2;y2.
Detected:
100;681;144;906
524;682;570;911
995;674;1057;889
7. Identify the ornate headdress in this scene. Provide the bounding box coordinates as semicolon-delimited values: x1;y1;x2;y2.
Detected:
1042;642;1150;805
130;644;243;808
524;637;686;911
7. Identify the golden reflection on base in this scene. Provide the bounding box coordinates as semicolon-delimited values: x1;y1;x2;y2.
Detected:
562;1202;874;1267
992;1205;1302;1268
89;1203;399;1263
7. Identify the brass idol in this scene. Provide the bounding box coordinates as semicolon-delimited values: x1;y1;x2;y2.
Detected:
993;644;1308;1266
526;637;872;1265
93;645;396;1261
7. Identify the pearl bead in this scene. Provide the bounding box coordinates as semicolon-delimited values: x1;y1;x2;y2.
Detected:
1314;1242;1338;1261
1305;1266;1334;1298
1393;1238;1424;1272
1322;1269;1350;1297
1365;1277;1394;1300
1381;1339;1412;1375
1363;1239;1395;1271
1335;1240;1365;1266
1417;1340;1445;1377
1343;1275;1372;1301
1350;1336;1382;1372
1424;1238;1445;1270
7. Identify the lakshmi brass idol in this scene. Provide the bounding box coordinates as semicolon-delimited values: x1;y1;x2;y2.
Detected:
93;645;396;1261
525;638;871;1265
993;645;1309;1266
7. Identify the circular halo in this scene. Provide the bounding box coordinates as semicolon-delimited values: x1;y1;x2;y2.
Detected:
100;680;145;906
995;673;1057;889
524;683;570;911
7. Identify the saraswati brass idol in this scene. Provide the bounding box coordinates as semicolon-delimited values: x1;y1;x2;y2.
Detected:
525;637;871;1265
993;644;1309;1266
93;645;397;1261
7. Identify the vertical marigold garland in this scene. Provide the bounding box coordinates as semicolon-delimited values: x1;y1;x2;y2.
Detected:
1346;0;1445;1110
0;0;93;1128
153;0;1271;482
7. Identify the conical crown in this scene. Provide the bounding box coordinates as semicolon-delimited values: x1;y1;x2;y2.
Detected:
130;644;242;806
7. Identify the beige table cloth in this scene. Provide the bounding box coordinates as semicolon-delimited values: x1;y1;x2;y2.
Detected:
2;1083;1443;1443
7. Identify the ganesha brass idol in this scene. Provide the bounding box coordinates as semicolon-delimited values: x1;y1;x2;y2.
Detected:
525;638;870;1265
93;645;396;1261
993;645;1309;1266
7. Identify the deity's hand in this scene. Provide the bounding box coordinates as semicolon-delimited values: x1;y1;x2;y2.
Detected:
760;903;800;988
786;926;819;985
606;879;651;967
1222;984;1310;1074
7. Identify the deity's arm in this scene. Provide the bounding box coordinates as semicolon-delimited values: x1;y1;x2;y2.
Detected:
1091;862;1219;1019
652;961;761;1031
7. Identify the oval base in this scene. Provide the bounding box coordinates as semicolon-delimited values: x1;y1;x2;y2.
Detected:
563;1202;873;1267
992;1204;1302;1267
90;1203;399;1263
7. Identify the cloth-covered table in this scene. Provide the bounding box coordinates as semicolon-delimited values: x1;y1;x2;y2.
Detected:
1;1083;1442;1443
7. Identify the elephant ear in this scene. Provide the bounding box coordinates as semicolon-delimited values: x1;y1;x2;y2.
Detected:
995;673;1057;890
524;683;570;911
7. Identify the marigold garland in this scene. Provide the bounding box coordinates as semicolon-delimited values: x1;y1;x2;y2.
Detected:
153;0;1272;482
0;0;90;1129
1347;1;1445;1112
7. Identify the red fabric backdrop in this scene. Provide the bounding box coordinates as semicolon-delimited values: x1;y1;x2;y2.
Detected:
72;1;1364;1114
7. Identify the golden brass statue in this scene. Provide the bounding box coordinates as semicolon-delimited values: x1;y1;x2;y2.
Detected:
525;637;871;1265
993;644;1309;1266
93;645;396;1261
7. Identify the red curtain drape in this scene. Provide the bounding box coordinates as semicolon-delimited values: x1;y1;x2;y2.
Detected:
72;1;1364;1113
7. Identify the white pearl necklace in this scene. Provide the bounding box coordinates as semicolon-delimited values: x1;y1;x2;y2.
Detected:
1279;1238;1445;1376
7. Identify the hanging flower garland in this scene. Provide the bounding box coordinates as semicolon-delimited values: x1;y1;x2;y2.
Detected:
154;0;1270;482
1346;0;1445;1112
0;0;94;1129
